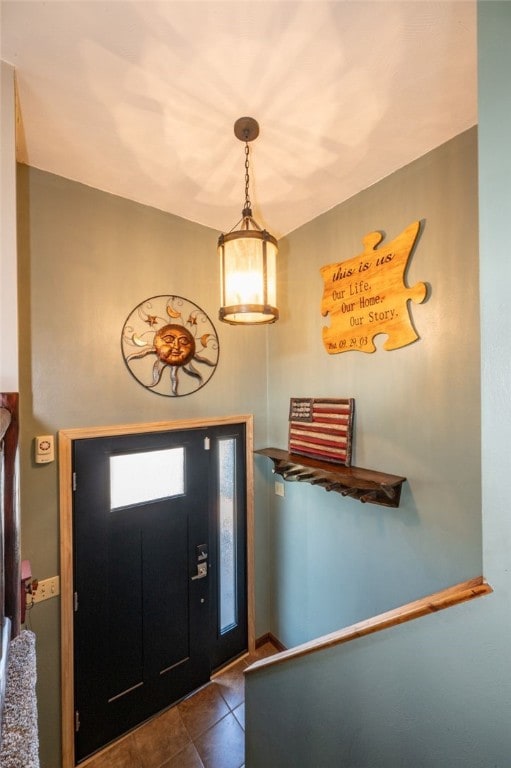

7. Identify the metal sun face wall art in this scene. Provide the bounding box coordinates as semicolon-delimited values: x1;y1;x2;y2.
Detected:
121;296;219;397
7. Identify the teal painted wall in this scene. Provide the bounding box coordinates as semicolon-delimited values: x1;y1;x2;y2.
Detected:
16;168;271;768
246;3;511;765
264;127;480;647
247;594;510;767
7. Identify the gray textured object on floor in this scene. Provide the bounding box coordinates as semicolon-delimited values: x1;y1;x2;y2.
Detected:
0;629;39;768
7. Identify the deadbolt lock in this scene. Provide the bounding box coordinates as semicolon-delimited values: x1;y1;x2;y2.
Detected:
191;562;208;581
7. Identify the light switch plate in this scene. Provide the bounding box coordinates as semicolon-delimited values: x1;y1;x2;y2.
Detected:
275;481;285;497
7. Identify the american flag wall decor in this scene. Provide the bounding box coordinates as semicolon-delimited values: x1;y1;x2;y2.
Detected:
288;398;355;466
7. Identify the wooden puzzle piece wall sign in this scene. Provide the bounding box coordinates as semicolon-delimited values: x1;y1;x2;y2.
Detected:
320;220;427;354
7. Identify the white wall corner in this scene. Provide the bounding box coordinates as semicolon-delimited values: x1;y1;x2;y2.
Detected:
0;60;19;391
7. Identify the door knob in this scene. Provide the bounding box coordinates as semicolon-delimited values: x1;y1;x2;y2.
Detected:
191;562;208;580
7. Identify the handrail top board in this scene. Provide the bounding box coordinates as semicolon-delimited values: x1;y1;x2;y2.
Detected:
255;447;406;507
245;576;493;676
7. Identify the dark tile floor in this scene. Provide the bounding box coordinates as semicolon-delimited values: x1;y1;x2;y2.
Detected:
84;642;277;768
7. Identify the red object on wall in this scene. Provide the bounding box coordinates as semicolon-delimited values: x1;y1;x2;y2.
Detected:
288;397;355;466
20;559;31;624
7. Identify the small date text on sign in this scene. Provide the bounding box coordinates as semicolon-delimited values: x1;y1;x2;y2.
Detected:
320;220;427;354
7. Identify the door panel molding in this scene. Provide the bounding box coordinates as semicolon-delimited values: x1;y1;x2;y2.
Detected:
59;415;254;768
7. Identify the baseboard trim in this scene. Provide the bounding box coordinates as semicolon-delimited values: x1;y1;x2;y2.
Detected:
256;632;287;652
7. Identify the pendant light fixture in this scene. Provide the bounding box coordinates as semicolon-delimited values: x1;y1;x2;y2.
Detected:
218;117;279;325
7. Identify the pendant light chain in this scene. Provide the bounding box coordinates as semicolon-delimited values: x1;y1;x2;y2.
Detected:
243;141;252;218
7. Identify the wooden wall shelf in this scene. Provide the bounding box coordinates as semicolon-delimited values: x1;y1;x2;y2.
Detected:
255;448;406;508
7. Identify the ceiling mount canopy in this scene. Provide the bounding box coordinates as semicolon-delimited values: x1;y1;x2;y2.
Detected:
233;116;259;143
218;117;278;326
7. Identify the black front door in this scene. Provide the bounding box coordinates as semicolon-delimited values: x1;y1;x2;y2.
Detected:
72;424;247;762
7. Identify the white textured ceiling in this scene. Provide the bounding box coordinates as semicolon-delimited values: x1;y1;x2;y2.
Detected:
1;1;476;238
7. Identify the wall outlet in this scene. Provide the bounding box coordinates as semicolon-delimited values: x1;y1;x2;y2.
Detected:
33;575;60;604
275;481;285;497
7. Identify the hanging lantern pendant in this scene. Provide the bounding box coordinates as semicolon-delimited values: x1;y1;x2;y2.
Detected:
218;117;279;325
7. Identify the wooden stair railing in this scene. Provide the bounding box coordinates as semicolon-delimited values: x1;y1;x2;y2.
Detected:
245;576;492;674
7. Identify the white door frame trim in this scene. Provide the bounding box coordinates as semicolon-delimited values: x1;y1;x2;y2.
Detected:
59;414;255;768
